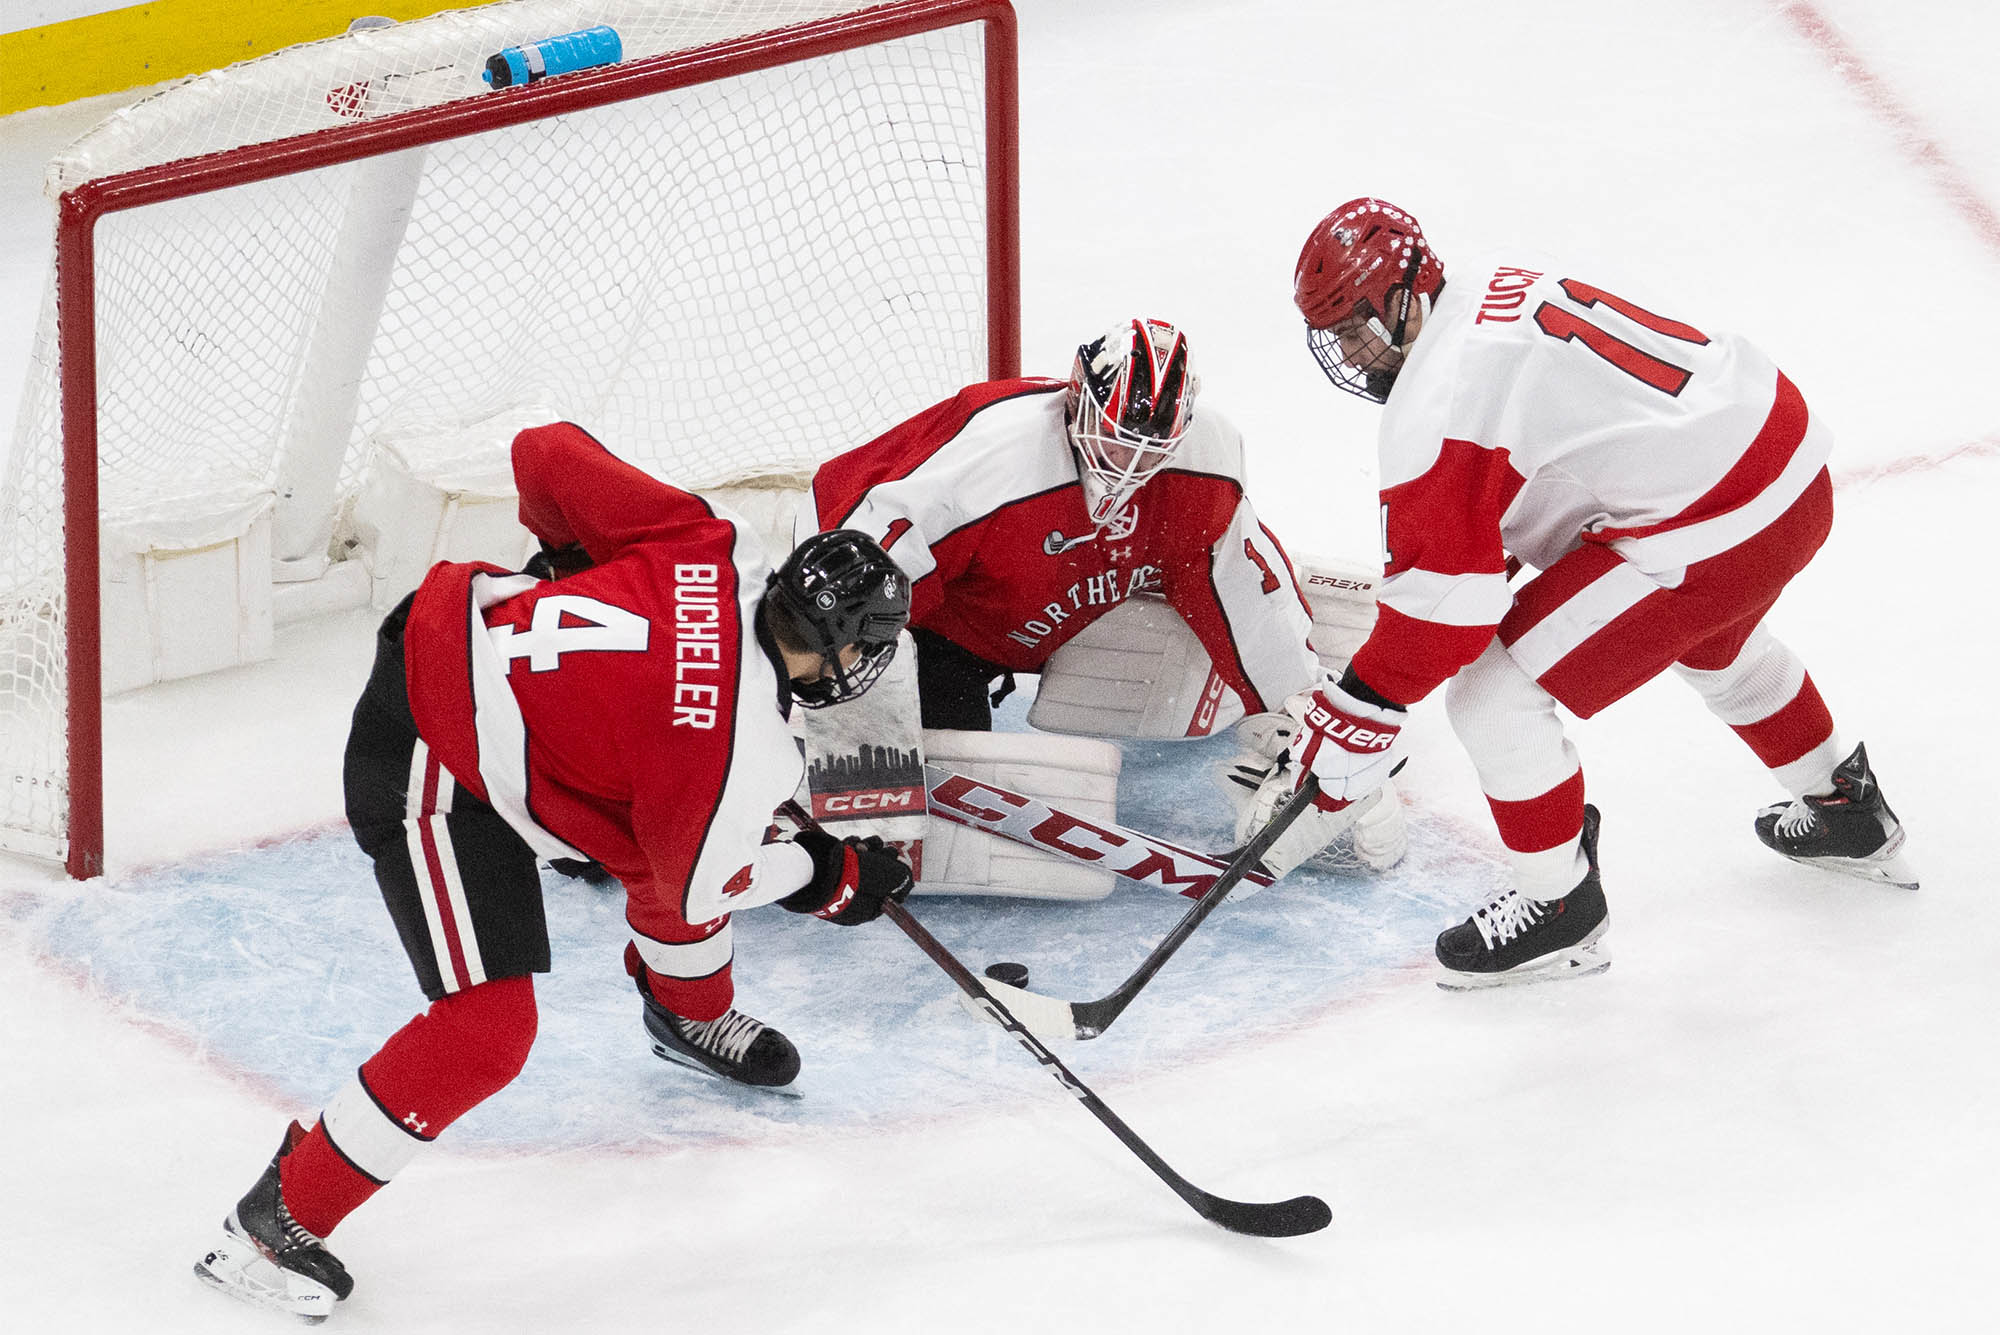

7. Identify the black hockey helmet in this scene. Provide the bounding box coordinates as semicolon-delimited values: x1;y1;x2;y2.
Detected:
765;530;910;708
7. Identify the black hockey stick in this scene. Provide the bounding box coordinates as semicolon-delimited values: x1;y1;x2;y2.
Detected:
881;896;1331;1238
778;800;1328;1237
983;775;1327;1041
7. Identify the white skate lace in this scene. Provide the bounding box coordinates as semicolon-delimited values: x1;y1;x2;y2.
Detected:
1472;889;1544;949
1773;798;1820;840
679;1010;764;1063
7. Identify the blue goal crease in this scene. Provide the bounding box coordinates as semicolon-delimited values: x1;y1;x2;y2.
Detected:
28;728;1499;1152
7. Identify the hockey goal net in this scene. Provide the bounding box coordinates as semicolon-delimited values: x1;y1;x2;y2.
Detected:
1;0;1018;876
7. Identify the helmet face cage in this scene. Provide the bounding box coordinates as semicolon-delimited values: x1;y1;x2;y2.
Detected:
1293;198;1443;402
1066;318;1199;535
768;530;911;709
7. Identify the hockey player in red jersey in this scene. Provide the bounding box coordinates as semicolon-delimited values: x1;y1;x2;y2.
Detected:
194;422;912;1320
1259;197;1916;988
800;317;1403;877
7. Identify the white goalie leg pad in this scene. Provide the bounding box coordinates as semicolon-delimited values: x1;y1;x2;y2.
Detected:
699;477;811;569
1295;553;1380;678
920;728;1122;899
1026;594;1244;739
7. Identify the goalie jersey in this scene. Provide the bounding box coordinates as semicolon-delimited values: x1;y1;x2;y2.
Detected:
1350;256;1835;706
400;422;812;935
801;380;1321;715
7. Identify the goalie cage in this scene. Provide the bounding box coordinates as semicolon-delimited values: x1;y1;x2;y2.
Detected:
0;0;1020;877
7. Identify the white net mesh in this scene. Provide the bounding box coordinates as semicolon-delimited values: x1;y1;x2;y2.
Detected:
1;0;1002;864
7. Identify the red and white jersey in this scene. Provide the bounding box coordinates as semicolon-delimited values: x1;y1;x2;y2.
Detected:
402;422;812;927
801;379;1321;715
1349;255;1833;705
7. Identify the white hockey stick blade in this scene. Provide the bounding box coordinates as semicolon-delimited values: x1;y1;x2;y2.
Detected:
923;763;1273;900
953;973;1080;1041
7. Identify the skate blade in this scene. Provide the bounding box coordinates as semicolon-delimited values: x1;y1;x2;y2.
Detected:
194;1232;339;1324
1783;849;1920;891
648;1041;804;1097
1437;936;1612;992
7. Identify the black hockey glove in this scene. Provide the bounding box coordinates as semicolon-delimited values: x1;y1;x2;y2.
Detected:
781;829;914;926
525;539;594;581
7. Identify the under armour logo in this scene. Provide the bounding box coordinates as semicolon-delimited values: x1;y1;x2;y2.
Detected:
1108;544;1134;562
1043;529;1096;555
403;1112;429;1134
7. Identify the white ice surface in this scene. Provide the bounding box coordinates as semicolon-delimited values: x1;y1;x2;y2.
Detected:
2;2;1996;1331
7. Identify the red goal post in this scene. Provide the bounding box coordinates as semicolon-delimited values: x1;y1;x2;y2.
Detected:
4;0;1019;877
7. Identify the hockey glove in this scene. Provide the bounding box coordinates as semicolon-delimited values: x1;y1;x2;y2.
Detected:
1282;678;1406;805
525;540;594;581
781;829;914;926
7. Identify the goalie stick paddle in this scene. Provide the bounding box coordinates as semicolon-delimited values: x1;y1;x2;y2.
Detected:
981;775;1328;1041
880;896;1331;1239
776;801;1328;1238
923;763;1277;900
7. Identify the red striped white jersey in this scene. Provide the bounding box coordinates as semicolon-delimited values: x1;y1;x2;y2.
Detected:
402;422;812;928
801;379;1321;715
1348;256;1832;706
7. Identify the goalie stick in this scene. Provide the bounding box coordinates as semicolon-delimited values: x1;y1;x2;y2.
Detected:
778;802;1329;1238
922;763;1277;900
973;776;1327;1041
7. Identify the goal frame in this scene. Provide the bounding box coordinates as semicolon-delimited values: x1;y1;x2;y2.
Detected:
48;0;1020;878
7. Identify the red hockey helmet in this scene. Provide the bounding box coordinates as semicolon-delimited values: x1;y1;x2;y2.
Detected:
1066;317;1199;538
1293;198;1445;401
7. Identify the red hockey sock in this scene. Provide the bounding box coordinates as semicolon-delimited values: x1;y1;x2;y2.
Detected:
281;975;538;1238
280;1119;381;1240
623;939;734;1022
1730;672;1835;771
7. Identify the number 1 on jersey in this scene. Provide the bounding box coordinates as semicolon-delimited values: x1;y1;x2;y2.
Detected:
1533;277;1709;397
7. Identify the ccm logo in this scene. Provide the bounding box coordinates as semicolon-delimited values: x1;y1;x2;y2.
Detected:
822;791;918;813
1304;702;1396;751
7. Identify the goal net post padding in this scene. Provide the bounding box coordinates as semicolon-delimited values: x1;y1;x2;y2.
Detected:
2;0;1019;876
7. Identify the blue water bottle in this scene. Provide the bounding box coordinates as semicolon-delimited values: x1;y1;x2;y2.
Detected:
483;25;623;89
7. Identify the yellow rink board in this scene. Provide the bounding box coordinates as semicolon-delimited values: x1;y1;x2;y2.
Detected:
0;1;465;116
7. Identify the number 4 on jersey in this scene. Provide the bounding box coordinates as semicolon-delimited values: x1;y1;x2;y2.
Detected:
491;594;650;672
1533;277;1709;396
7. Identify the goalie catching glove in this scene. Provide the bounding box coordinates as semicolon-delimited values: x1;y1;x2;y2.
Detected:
1225;677;1410;878
782;829;914;925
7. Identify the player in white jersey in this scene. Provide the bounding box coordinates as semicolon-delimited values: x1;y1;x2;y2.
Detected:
1250;197;1915;988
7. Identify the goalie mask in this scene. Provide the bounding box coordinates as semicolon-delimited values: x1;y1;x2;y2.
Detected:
1293;198;1445;402
765;530;911;708
1066;317;1198;539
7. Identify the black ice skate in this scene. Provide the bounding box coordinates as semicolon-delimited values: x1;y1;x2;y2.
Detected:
193;1121;354;1323
638;974;801;1088
1435;805;1610;990
1755;743;1917;889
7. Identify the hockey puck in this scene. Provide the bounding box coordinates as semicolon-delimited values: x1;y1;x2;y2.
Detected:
983;961;1030;990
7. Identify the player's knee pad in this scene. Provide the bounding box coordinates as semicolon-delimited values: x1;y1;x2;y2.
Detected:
1446;643;1579;801
919;728;1122;899
431;974;539;1095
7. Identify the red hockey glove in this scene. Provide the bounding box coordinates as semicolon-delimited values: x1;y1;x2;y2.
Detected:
1282;679;1407;805
781;830;914;926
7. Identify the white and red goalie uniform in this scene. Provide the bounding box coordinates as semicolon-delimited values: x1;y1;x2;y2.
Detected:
800;379;1323;716
402;421;812;1018
1350;257;1845;892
